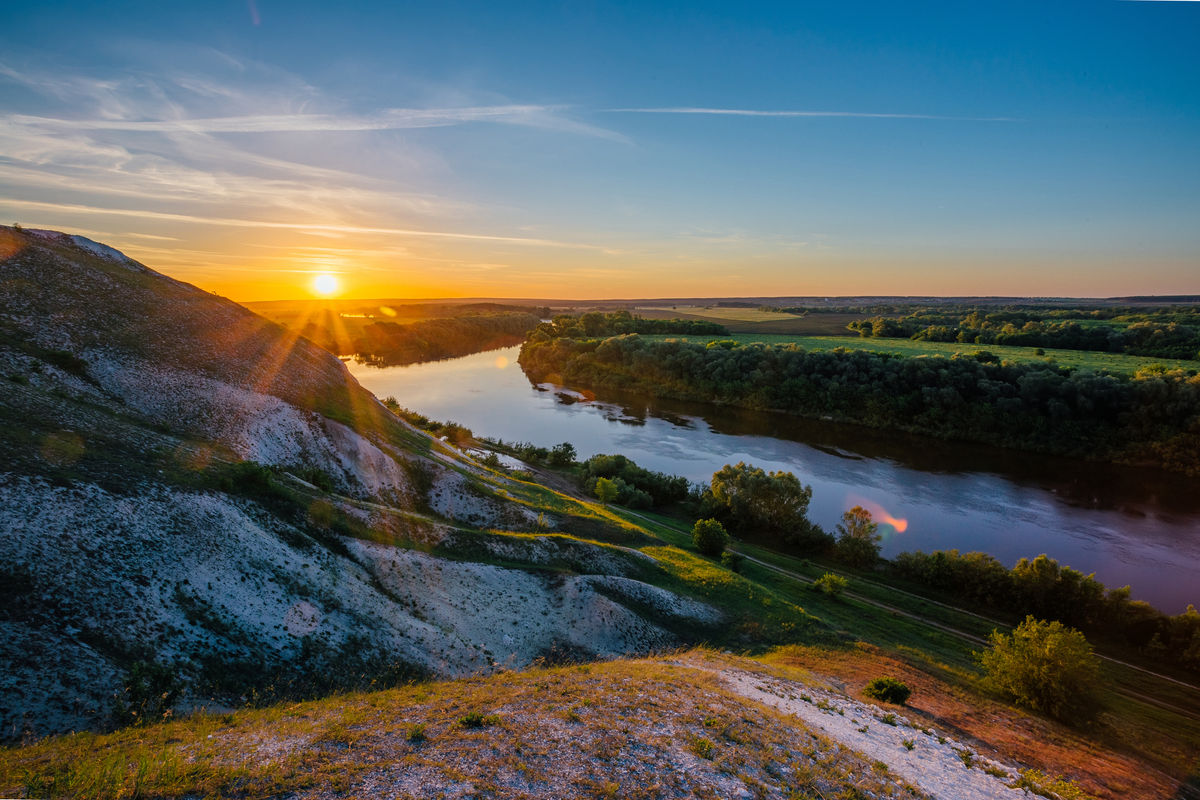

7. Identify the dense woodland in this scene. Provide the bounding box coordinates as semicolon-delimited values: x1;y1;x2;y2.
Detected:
848;307;1200;360
538;310;728;338
519;325;1200;475
350;312;542;366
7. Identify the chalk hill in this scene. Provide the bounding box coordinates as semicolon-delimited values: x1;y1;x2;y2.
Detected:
0;227;727;739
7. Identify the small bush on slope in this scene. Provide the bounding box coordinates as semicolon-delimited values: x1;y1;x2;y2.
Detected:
692;518;729;558
977;616;1103;723
863;677;912;706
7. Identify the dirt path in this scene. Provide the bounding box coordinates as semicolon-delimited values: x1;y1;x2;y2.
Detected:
700;660;1032;800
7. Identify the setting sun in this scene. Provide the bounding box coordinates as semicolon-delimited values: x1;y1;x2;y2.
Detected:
312;273;340;297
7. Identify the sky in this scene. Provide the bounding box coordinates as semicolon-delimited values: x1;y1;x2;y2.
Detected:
1;1;1198;301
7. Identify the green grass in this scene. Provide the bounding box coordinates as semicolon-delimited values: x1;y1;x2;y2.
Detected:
633;307;872;334
642;333;1198;375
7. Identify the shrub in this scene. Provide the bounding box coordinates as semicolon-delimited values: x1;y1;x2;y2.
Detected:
977;616;1103;722
863;677;912;705
720;551;744;573
688;736;715;759
112;661;181;726
458;711;500;729
692;518;730;558
812;572;848;597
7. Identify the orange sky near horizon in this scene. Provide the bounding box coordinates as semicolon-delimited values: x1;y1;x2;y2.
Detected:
33;223;1191;303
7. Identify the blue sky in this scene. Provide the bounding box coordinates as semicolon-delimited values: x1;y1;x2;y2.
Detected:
1;0;1197;299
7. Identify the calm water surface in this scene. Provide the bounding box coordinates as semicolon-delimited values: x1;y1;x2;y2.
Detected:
348;345;1200;613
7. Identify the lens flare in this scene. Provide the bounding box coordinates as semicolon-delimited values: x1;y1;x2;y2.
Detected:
846;495;908;533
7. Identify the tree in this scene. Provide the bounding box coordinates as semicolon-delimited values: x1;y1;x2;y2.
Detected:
548;441;576;466
594;477;619;504
692;518;729;558
977;616;1103;723
706;462;828;550
835;506;881;567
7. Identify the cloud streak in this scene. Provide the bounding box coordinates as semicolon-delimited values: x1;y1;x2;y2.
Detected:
607;107;1017;122
0;198;609;250
10;105;629;141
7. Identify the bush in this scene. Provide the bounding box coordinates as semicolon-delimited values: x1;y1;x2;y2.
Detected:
458;711;500;728
978;616;1103;722
692;518;730;558
863;677;912;705
720;551;744;573
813;572;848;597
112;661;181;726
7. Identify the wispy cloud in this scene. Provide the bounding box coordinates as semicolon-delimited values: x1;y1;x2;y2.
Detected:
0;55;636;284
0;198;609;250
607;107;1017;122
9;105;628;141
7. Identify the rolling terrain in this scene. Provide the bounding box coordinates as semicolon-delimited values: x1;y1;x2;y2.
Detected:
0;227;735;739
2;228;1197;798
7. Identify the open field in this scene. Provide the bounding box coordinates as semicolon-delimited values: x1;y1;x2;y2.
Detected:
634;306;873;334
636;305;803;322
642;333;1199;375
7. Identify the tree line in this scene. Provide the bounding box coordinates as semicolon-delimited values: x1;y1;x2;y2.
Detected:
518;334;1200;474
849;307;1200;360
532;310;727;339
893;549;1200;673
353;312;542;366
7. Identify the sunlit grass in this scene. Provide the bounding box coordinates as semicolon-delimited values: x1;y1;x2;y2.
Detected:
643;333;1197;374
0;656;927;800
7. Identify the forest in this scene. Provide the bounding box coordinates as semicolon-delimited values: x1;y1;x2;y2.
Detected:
847;306;1200;360
351;312;542;366
519;329;1200;474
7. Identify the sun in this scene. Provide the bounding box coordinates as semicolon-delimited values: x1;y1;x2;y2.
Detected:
312;273;340;297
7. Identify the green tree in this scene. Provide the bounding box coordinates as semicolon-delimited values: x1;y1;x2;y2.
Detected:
835;506;881;567
707;462;827;549
692;518;729;558
977;616;1103;723
548;441;577;466
594;476;619;504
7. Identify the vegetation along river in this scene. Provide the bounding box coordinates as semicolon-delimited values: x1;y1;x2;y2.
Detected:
349;345;1200;613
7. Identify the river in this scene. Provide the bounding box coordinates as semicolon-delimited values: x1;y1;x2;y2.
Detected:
348;345;1200;613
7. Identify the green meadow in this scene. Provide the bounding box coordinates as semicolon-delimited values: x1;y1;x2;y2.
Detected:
644;333;1199;375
